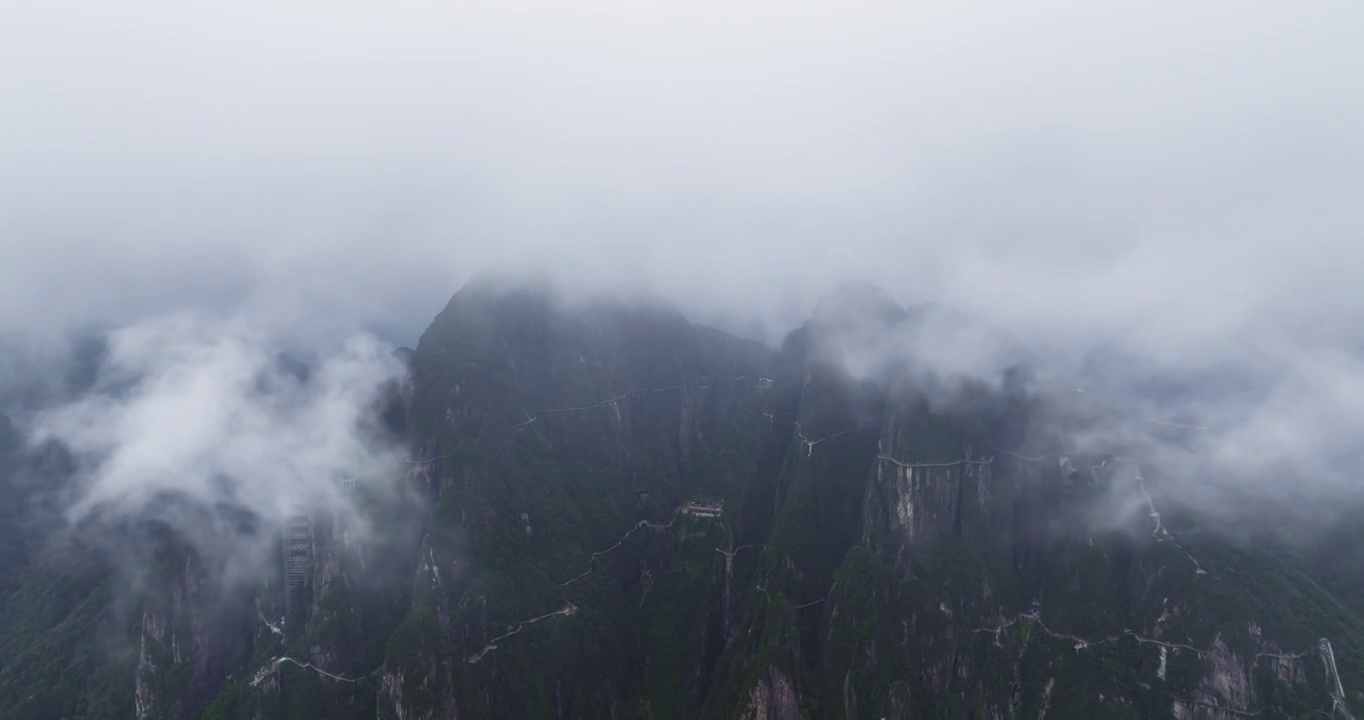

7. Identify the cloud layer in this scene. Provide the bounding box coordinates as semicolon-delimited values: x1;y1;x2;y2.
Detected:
29;314;408;581
2;1;1362;536
3;1;1360;348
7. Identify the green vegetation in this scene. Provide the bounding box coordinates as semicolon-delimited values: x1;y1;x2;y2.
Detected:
1;282;1362;719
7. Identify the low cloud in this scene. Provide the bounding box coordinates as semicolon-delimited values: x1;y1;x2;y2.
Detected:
1;1;1361;542
28;313;409;584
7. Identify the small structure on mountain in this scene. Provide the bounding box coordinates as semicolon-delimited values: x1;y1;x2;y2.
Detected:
682;499;724;519
282;514;313;612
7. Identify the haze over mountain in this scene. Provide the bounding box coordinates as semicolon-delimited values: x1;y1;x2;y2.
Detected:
1;1;1363;718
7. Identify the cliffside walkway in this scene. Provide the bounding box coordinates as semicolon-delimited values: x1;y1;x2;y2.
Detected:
977;608;1355;716
877;454;993;469
256;599;282;637
794;422;880;457
250;657;380;687
992;450;1212;578
1320;638;1353;718
558;509;683;587
1133;462;1208;576
977;609;1223;656
467;602;578;664
536;386;684;415
715;544;755;559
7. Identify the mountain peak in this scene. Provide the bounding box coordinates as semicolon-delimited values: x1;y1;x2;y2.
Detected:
810;280;907;327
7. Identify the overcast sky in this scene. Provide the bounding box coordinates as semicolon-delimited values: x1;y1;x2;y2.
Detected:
3;0;1360;353
2;0;1363;569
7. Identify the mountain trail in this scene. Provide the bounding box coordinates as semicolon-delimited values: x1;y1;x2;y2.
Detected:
256;599;283;637
1133;463;1209;576
878;454;993;469
536;386;683;416
467;602;578;664
250;657;379;687
558;510;682;587
796;422;879;457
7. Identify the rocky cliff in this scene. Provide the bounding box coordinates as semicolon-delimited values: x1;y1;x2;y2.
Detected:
1;278;1362;719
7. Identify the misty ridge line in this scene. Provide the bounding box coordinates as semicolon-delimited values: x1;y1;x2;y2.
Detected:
6;5;1362;709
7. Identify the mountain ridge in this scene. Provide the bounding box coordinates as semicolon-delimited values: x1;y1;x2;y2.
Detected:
0;277;1359;719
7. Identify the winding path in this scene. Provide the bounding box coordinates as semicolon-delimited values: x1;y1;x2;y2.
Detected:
558;510;682;587
408;448;459;465
467;602;578;664
1132;463;1208;576
256;600;282;637
993;448;1093;463
715;544;756;559
795;422;880;457
1174;697;1261;717
988;451;1211;579
1142;418;1210;431
975;610;1210;655
878;454;993;469
536;386;683;416
1319;638;1352;718
250;657;379;687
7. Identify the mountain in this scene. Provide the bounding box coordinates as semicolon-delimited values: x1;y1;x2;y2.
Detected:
0;276;1361;719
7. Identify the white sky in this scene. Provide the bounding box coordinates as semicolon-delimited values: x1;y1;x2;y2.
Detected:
1;1;1361;355
3;0;1363;544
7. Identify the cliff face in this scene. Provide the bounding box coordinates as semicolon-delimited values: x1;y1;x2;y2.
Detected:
739;665;800;720
4;279;1364;719
0;426;140;720
699;289;1364;720
370;280;1363;719
375;280;777;719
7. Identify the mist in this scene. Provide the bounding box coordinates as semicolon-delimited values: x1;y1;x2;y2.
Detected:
2;1;1363;540
27;313;410;588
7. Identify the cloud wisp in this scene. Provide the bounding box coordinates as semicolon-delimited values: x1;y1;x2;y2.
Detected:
29;313;409;585
0;1;1361;542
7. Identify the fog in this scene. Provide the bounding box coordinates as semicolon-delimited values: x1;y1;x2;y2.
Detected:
2;1;1363;547
4;1;1360;344
25;314;410;587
